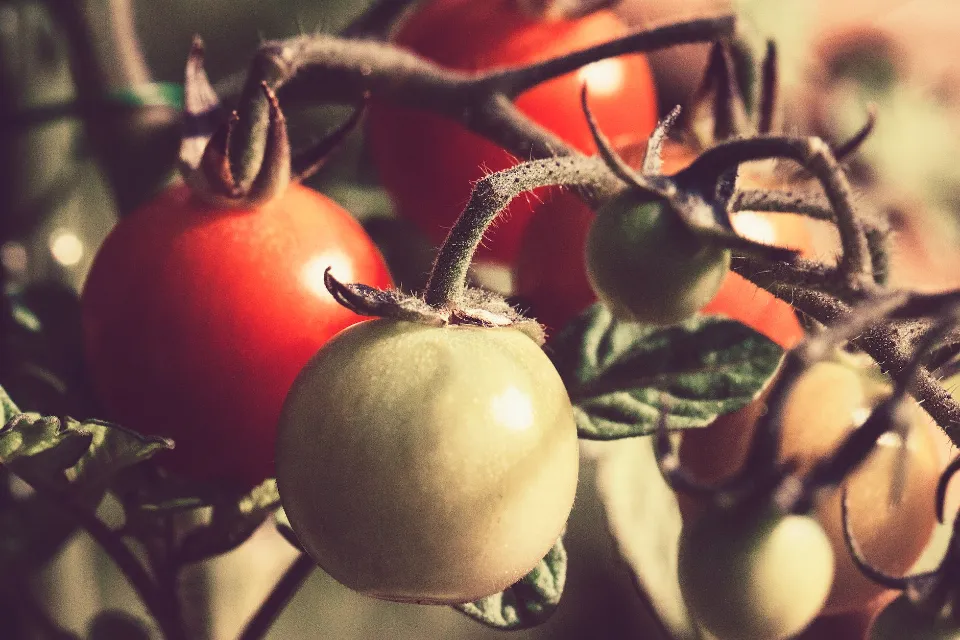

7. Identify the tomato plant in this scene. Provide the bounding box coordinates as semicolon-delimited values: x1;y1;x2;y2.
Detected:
516;142;814;345
366;0;658;263
81;182;392;489
678;505;834;640
678;359;942;615
275;318;579;604
584;189;731;325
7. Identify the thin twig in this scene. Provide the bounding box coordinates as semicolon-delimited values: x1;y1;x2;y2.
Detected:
487;16;736;98
424;155;614;306
227;16;733;198
682;136;875;289
731;189;836;221
729;262;960;443
732;254;842;294
236;553;316;640
13;473;187;640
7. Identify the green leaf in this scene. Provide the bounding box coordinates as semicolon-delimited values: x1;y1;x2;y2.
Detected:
1;284;98;417
0;414;91;478
454;537;566;630
551;305;782;439
64;419;174;488
0;393;172;575
176;478;281;564
0;387;19;423
596;437;702;640
0;412;173;489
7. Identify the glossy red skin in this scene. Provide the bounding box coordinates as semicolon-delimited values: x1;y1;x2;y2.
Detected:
699;212;813;349
81;183;392;489
515;151;814;348
366;0;658;264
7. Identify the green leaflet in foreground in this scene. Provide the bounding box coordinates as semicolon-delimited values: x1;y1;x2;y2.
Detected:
0;383;172;490
551;305;783;439
455;537;566;629
0;386;172;572
595;436;703;640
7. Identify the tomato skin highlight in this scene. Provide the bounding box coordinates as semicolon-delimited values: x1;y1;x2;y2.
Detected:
275;319;579;604
81;182;392;489
679;506;834;640
366;0;658;263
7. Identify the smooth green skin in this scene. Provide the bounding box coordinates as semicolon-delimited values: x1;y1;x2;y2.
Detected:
870;595;960;640
275;319;579;604
586;192;731;326
679;506;834;640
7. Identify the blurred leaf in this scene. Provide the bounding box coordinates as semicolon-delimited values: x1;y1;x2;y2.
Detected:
0;284;98;417
176;478;280;564
454;537;566;629
87;610;152;640
0;388;21;424
0;488;79;577
596;437;702;640
550;305;782;439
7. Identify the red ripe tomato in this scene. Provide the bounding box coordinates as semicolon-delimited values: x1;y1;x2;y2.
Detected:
515;143;814;348
81;183;392;489
366;0;658;264
699;211;813;349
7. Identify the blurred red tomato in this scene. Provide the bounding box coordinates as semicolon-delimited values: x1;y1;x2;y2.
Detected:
367;0;658;263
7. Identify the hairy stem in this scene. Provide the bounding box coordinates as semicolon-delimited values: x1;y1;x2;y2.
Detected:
224;16;733;195
424;155;614;307
730;262;960;444
487;16;736;98
685;136;874;288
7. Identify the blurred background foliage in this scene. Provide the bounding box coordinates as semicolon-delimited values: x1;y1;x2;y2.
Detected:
3;0;960;638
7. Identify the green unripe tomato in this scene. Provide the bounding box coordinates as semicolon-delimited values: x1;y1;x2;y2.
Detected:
678;505;834;640
585;191;730;325
869;594;960;640
275;319;580;604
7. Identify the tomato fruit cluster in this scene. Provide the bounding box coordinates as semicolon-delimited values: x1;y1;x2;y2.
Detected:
367;0;658;263
275;319;579;603
81;183;392;489
679;359;942;615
